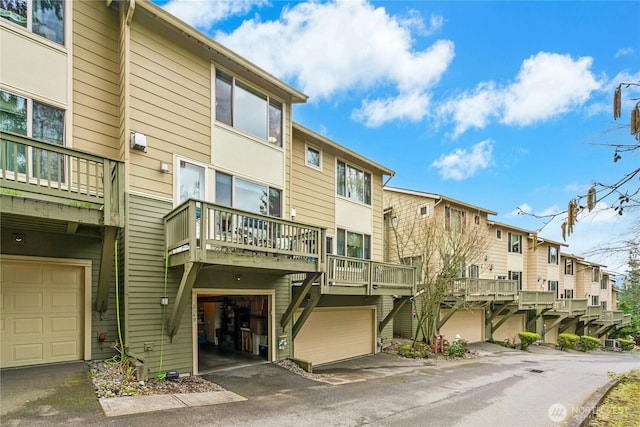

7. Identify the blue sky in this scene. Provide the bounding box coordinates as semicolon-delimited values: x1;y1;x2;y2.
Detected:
153;0;640;273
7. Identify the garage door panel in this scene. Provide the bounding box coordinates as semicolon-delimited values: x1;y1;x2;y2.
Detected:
294;307;375;366
13;317;44;335
13;343;44;363
0;259;84;368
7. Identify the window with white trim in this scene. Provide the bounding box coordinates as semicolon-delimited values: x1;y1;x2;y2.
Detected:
508;232;522;254
564;289;574;299
548;246;558;265
548;280;558;298
601;301;607;311
1;90;65;181
337;228;370;259
418;204;430;217
468;264;480;278
496;229;502;240
305;144;321;169
600;275;607;290
473;214;480;226
177;159;205;204
214;69;282;146
591;295;599;306
336;160;371;205
592;266;600;283
1;0;64;45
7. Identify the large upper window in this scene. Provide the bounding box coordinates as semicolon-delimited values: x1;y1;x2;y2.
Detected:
592;266;600;283
548;246;558;265
508;232;522;254
214;69;282;146
337;228;371;259
336;160;371;205
600;275;607;290
214;171;281;217
1;0;64;45
1;90;65;180
445;206;465;231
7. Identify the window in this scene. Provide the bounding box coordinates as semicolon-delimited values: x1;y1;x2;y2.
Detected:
178;160;205;204
214;172;282;217
564;259;574;275
1;0;64;45
564;289;574;299
508;232;522;254
214;69;282;146
1;91;65;180
418;204;430;217
601;301;607;311
468;264;480;278
508;271;522;290
337;228;370;259
592;267;600;283
548;280;558;298
445;206;465;231
305;145;321;169
548;246;558;265
591;295;599;306
600;276;607;290
474;214;480;226
326;236;333;255
496;229;502;240
336;160;371;205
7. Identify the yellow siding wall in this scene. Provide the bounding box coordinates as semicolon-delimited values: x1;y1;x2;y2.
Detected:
128;12;211;199
72;1;120;158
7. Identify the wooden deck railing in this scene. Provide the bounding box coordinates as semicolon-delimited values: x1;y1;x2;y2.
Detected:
445;278;518;300
553;298;588;312
0;131;124;226
325;255;415;295
165;200;324;267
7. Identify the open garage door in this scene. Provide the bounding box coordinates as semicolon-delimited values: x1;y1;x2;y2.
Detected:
294;306;376;366
1;258;87;368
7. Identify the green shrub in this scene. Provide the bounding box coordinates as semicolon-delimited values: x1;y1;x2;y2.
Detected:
517;332;540;351
558;333;580;350
398;342;434;358
487;338;516;349
618;338;636;351
579;335;601;352
445;339;468;358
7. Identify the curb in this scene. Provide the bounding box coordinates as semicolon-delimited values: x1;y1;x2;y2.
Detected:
565;378;618;427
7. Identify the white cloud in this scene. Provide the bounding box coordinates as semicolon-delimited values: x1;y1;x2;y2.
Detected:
212;0;455;126
615;47;635;58
439;52;601;137
163;0;268;29
431;139;493;180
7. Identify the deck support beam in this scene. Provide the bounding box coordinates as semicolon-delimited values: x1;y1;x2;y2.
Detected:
378;296;411;334
281;272;322;329
292;288;321;339
167;262;202;338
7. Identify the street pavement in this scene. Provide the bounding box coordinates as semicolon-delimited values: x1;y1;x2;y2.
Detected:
1;343;638;426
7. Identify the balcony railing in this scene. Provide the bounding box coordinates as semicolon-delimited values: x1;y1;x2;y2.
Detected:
518;291;556;308
583;305;602;319
552;298;588;313
165;200;324;272
444;278;518;301
621;314;632;326
324;255;415;295
0;131;124;226
599;310;624;322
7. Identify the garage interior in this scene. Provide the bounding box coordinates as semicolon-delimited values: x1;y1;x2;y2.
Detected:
196;294;269;373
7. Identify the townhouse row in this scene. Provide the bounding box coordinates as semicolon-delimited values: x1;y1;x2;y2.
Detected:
0;0;627;376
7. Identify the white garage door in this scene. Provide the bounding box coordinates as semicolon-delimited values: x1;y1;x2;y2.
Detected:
294;307;375;366
1;259;84;368
439;309;484;342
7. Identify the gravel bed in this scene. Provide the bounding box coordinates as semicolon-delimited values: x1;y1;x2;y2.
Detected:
89;360;225;398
